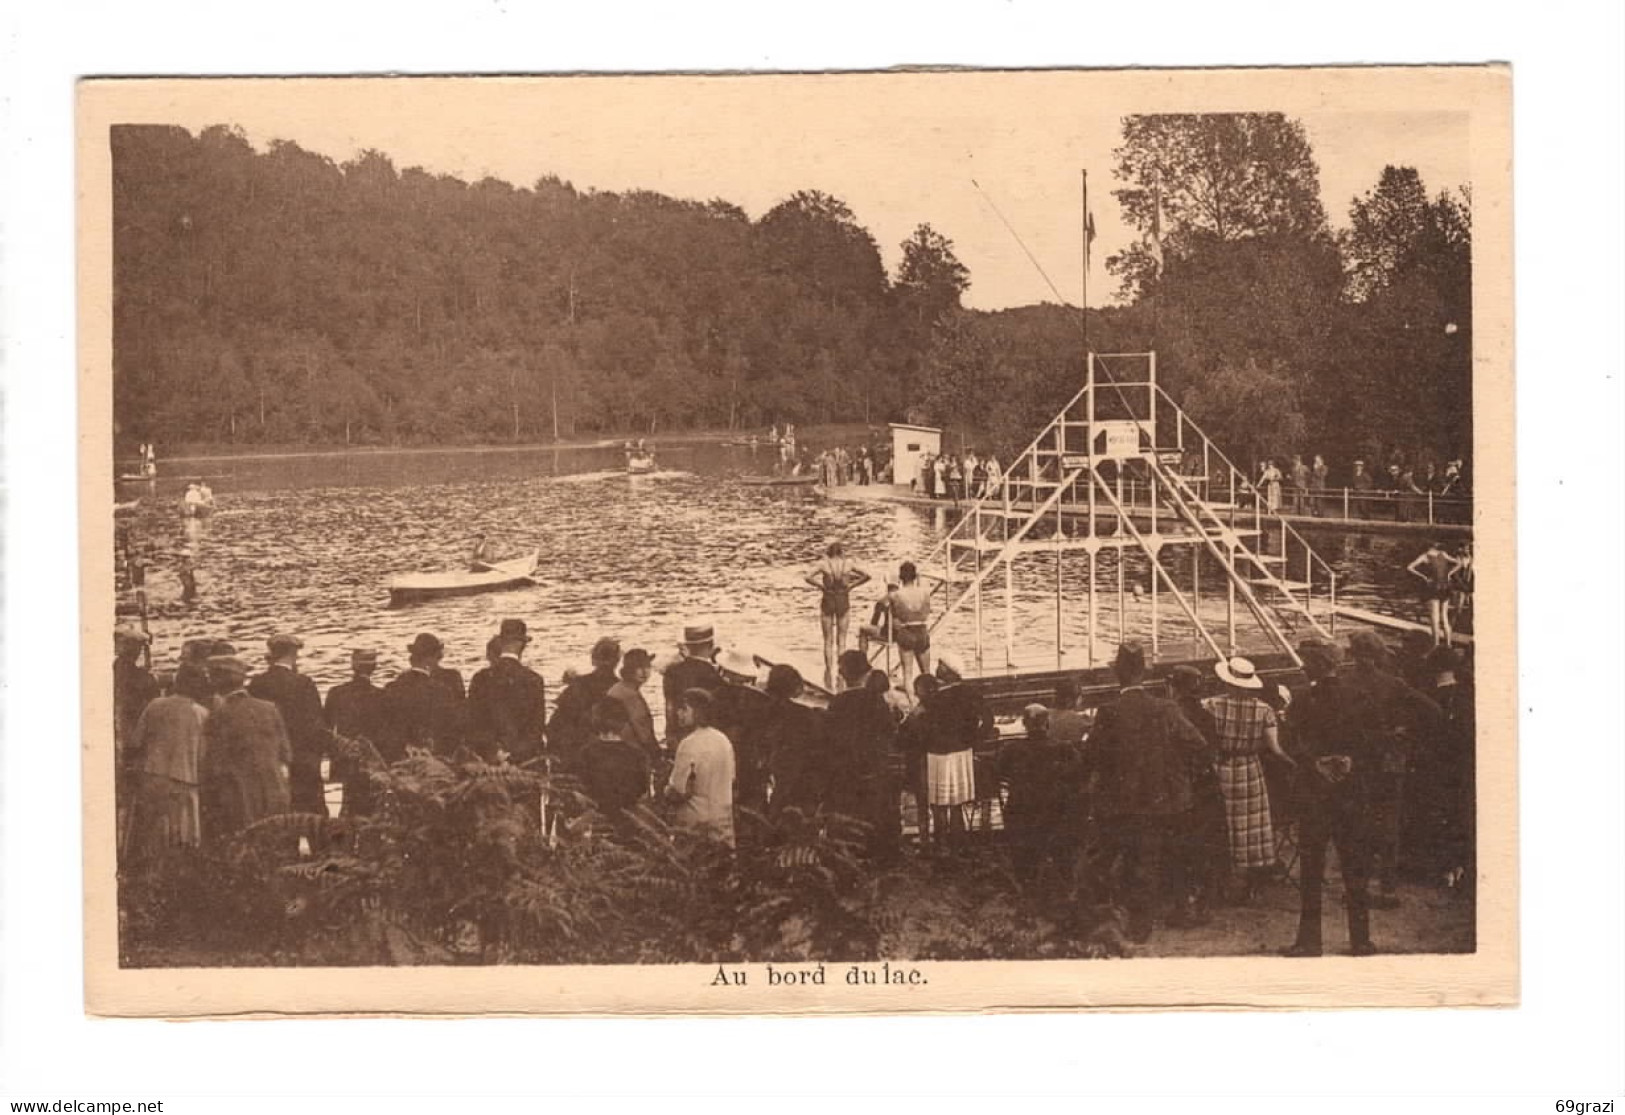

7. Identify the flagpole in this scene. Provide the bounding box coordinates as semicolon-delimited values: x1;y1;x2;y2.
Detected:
1082;169;1090;358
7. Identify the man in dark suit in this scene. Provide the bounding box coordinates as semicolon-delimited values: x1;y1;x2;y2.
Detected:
200;655;291;842
248;634;328;817
1282;640;1386;957
662;624;723;747
324;648;388;815
1086;642;1211;943
381;633;467;758
547;634;620;767
466;626;548;764
824;649;901;860
713;649;776;816
1343;630;1442;908
113;626;159;766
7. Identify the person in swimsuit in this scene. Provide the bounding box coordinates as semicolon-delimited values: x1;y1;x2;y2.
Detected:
1406;540;1463;645
805;542;871;691
1448;540;1474;634
887;561;934;699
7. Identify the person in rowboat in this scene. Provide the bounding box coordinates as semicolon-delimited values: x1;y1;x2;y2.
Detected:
805;542;872;691
469;534;500;570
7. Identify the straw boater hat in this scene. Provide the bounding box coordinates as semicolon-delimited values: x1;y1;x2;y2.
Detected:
935;651;966;683
1214;656;1264;690
678;623;718;658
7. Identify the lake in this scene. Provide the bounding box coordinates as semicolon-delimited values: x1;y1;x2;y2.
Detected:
119;439;1442;697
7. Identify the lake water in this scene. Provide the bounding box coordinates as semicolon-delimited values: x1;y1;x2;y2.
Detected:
120;440;1440;696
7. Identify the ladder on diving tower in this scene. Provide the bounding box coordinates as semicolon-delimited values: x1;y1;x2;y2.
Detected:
905;352;1336;675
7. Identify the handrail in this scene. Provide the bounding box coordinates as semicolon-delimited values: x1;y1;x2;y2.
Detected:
1155;385;1338;587
1153;457;1332;643
1110;465;1305;665
917;378;1093;570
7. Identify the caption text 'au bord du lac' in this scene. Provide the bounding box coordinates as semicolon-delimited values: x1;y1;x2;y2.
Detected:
711;962;928;988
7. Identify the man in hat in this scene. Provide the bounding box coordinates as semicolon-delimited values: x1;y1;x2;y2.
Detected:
114;626;158;769
173;638;218;705
1167;665;1226;923
1048;676;1089;748
1282;639;1383;956
1343;629;1442;909
382;633;466;757
1417;644;1475;897
607;648;659;761
823;648;900;858
546;635;620;767
1085;642;1211;943
1349;458;1374;518
324;649;388;815
663;624;723;747
466;623;549;764
199;655;291;842
995;703;1083;884
248;634;329;817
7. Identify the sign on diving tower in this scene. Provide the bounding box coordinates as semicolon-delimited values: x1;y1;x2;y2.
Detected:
913;351;1337;677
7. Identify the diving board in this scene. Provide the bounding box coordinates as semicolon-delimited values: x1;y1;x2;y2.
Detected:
1333;604;1474;645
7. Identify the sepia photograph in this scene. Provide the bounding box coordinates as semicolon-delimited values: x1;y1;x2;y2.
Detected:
78;66;1516;1015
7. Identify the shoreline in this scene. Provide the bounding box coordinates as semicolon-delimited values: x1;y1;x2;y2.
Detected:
134;423;890;466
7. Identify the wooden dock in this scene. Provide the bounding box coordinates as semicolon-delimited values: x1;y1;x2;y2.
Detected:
1333;604;1474;645
822;483;1472;537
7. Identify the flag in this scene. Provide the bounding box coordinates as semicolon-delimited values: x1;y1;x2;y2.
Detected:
1084;209;1097;271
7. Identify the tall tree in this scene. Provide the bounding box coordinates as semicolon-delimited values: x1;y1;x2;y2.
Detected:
1322;169;1474;462
1108;113;1331;300
895;223;971;325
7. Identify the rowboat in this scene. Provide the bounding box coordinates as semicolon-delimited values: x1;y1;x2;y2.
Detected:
626;453;657;474
388;551;539;607
740;474;819;487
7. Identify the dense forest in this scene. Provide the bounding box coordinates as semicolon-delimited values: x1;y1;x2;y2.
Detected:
112;115;1471;471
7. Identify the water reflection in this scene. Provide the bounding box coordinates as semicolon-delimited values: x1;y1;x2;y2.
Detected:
127;441;1434;694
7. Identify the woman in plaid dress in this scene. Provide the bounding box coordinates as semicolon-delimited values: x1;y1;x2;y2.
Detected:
1204;657;1297;900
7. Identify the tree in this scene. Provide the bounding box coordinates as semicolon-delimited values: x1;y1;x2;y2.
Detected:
895;223;971;325
1181;357;1307;470
757;190;889;310
1108;113;1332;300
110;126;963;446
1341;165;1432;302
1323;169;1474;461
